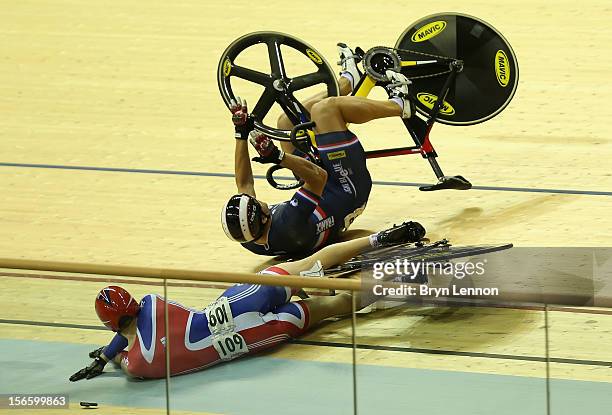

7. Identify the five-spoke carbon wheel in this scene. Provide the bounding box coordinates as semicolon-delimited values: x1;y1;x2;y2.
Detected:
218;31;339;140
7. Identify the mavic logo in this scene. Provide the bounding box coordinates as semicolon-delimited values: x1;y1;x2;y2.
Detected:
306;49;323;65
222;57;232;77
417;93;456;116
495;50;510;87
411;21;447;43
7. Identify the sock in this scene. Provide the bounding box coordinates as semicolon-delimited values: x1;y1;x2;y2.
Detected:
389;97;404;111
340;71;355;91
368;233;381;248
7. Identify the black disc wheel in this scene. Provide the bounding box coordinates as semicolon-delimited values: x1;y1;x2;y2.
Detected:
218;31;339;140
395;13;519;125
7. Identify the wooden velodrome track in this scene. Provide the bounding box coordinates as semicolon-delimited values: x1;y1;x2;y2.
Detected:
1;0;611;414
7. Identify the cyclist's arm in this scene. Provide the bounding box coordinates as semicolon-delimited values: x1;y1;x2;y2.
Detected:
235;139;256;197
280;153;327;196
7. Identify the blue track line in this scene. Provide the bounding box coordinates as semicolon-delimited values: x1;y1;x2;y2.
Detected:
1;162;611;196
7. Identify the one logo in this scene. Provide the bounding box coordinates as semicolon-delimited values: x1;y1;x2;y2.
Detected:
411;21;447;43
290;198;298;207
416;92;456;115
327;150;346;160
306;49;323;65
495;50;510;87
222;57;232;77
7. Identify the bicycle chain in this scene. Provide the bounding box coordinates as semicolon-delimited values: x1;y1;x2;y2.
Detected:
364;46;453;80
405;69;452;80
393;46;454;62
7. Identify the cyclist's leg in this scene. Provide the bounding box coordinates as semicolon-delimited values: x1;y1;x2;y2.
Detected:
277;77;353;130
277;77;352;153
300;290;383;328
311;96;401;134
251;293;355;346
243;299;310;354
300;293;353;328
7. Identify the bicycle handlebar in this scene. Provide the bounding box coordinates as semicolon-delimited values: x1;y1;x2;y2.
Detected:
290;121;316;155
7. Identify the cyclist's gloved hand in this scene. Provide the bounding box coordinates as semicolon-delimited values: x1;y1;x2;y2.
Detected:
69;357;107;382
249;131;285;164
230;96;254;140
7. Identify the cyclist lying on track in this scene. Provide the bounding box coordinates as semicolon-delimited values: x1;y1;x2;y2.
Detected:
222;44;422;257
70;222;423;380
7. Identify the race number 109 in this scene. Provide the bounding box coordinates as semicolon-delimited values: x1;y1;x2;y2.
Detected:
213;332;248;361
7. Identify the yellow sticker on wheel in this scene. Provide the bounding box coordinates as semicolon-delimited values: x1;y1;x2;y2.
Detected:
411;21;447;43
223;57;232;77
306;49;323;65
495;50;510;87
417;93;456;115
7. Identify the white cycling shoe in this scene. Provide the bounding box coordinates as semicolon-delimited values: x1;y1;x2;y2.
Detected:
337;42;363;91
385;69;414;119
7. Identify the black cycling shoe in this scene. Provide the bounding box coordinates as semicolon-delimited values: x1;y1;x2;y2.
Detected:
376;221;426;247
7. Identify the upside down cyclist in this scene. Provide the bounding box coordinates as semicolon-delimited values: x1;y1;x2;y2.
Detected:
221;44;424;257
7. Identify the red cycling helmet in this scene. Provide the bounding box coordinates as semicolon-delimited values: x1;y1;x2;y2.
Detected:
95;286;140;332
